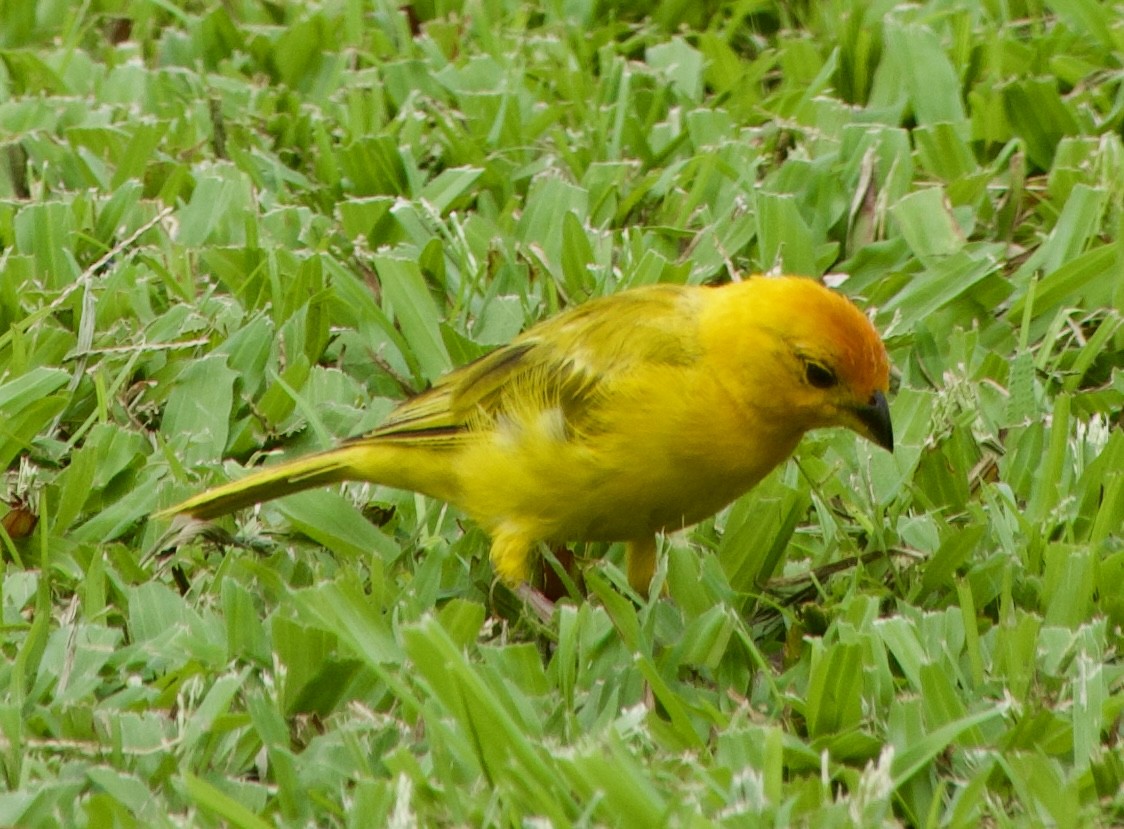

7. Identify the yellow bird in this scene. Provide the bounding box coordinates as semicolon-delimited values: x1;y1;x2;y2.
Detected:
158;276;892;593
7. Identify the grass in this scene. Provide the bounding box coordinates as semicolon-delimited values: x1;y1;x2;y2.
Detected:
0;0;1122;826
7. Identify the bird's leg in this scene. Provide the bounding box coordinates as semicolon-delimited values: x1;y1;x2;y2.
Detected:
489;531;563;623
514;582;556;625
625;535;659;596
488;528;533;585
519;544;584;622
540;544;586;602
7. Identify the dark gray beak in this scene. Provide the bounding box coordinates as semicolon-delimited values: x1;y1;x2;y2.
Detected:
856;390;894;452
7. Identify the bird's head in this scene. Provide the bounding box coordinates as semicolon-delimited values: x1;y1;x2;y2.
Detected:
707;276;894;452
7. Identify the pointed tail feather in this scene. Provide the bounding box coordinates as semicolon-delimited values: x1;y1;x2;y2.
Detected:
156;444;371;521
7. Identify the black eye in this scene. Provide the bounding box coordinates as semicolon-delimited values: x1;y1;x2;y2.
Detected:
804;361;837;389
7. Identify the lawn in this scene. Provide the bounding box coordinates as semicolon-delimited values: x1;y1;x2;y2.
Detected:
0;1;1121;826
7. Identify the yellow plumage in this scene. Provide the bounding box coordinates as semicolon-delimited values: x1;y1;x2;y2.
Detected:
158;276;893;592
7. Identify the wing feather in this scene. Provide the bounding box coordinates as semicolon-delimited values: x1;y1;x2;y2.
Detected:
356;285;702;448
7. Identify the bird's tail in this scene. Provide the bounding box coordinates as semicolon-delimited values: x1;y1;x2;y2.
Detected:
155;444;374;521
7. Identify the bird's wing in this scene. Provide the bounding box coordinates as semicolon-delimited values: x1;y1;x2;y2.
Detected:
360;285;702;447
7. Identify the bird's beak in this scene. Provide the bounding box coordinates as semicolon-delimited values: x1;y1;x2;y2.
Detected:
855;390;893;452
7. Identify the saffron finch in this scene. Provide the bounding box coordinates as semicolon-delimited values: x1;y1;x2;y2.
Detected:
158;276;893;592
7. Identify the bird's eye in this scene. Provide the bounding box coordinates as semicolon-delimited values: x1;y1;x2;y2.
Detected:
804;361;837;389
